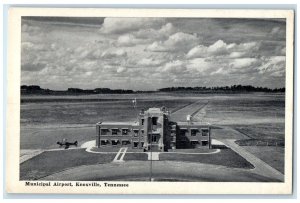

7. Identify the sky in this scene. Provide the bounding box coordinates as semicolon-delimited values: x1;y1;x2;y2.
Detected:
21;17;286;91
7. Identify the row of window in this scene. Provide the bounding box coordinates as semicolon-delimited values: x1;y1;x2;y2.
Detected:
100;127;209;137
100;139;209;147
100;139;144;148
180;129;209;137
177;140;209;146
100;128;144;136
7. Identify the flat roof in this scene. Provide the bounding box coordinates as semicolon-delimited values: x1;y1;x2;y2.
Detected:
98;121;138;126
177;121;210;126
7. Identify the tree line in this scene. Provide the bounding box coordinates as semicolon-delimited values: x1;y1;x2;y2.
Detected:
158;85;285;93
21;84;285;95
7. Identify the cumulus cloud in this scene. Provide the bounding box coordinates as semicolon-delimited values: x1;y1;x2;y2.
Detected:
229;58;260;69
187;40;259;59
186;45;207;58
116;34;148;47
117;67;126;73
146;32;200;52
257;56;285;76
161;60;187;73
186;58;213;73
137;58;165;67
99;18;165;34
101;49;127;59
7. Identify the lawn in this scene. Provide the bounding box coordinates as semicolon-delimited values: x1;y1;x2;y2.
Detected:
234;123;285;141
123;153;148;161
21;96;195;126
204;93;285;125
21;126;95;149
20;149;116;180
242;146;284;173
159;149;254;169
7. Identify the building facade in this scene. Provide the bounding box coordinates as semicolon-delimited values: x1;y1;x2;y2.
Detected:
96;107;211;152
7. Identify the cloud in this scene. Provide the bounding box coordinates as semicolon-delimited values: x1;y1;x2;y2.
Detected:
257;56;285;76
99;18;165;34
146;32;200;52
229;58;260;69
116;34;147;47
187;40;259;59
186;58;213;73
186;45;207;58
161;60;187;73
137;58;165;67
270;26;281;35
21;17;286;90
207;40;230;55
117;67;126;73
22;23;41;35
22;62;47;72
101;49;127;59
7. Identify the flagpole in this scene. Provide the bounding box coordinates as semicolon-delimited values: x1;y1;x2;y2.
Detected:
150;115;153;182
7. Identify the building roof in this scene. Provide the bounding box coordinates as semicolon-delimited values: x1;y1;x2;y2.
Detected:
97;121;139;126
177;121;210;126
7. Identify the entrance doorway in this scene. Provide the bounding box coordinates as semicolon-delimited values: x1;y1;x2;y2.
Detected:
148;134;160;144
148;134;161;152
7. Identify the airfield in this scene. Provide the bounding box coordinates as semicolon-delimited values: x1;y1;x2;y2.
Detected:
20;93;285;182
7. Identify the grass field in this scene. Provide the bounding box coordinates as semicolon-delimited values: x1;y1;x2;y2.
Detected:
123;153;148;161
241;146;284;173
20;149;116;180
160;149;254;169
20;149;253;180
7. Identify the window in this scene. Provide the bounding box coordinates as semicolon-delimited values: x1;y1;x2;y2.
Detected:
112;140;118;146
151;135;158;143
152;117;158;125
180;129;186;137
191;129;198;136
133;129;139;137
202;141;208;146
101;140;108;145
133;142;138;148
122;140;129;145
112;129;118;135
140;142;144;147
101;129;108;135
122;129;128;135
141;119;144;126
191;140;199;145
202;129;209;136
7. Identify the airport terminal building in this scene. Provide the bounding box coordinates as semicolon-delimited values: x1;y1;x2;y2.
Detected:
96;107;211;152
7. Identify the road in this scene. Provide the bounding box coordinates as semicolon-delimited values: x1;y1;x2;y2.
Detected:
170;100;209;122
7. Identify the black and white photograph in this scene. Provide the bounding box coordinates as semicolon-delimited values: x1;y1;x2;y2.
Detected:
6;8;294;194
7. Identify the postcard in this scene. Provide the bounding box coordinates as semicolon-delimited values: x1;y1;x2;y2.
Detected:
6;8;294;194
